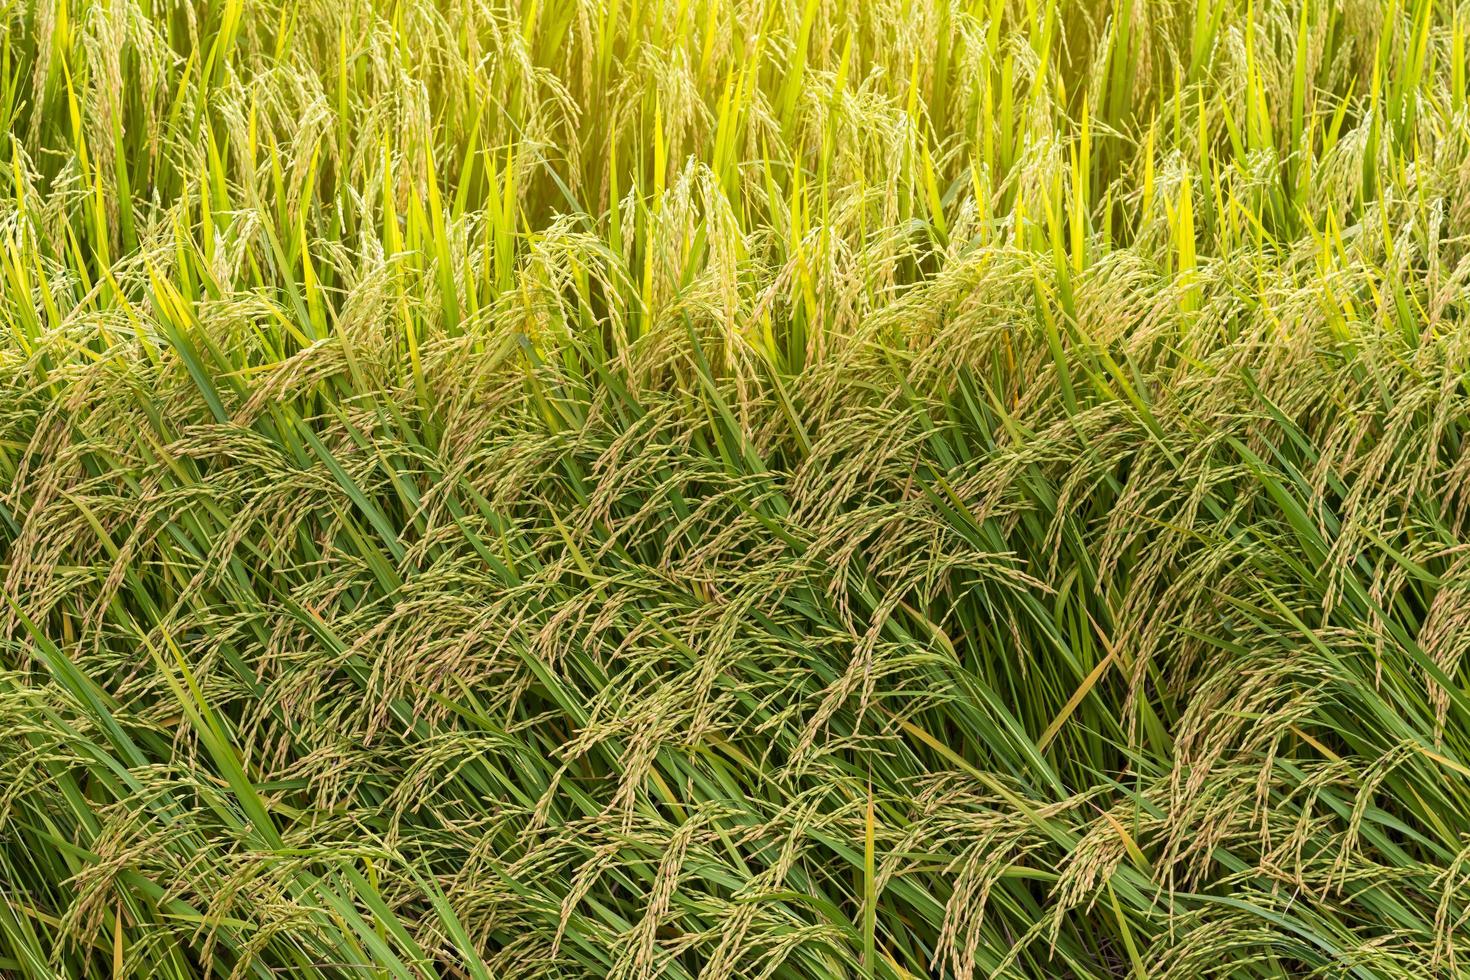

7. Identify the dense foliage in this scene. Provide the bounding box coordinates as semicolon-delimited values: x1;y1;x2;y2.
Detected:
3;0;1470;975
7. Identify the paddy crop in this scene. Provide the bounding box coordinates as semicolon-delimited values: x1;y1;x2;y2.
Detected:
3;0;1470;976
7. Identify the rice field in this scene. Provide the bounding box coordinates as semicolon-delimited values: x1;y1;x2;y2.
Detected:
2;0;1470;975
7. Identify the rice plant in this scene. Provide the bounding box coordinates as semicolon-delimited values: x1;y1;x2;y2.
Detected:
2;0;1470;975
